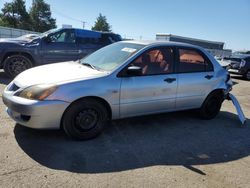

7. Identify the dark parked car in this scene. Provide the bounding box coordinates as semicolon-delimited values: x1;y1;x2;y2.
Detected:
226;55;250;80
0;28;122;78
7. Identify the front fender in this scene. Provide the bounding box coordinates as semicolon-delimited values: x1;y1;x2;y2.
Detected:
47;76;122;119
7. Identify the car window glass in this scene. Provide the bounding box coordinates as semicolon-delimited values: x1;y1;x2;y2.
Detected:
49;30;75;43
130;48;174;75
78;37;101;45
81;42;145;72
178;49;212;73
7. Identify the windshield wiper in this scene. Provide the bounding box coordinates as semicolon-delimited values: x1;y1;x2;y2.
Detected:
80;62;106;72
81;62;97;70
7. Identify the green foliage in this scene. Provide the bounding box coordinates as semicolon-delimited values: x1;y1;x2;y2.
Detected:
29;0;56;32
92;13;112;32
0;0;56;32
0;0;31;30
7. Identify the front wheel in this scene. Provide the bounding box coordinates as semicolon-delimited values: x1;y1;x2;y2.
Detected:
62;99;108;140
244;70;250;80
199;92;223;120
3;55;33;78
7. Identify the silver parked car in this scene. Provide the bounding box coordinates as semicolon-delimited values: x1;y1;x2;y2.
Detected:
3;41;233;140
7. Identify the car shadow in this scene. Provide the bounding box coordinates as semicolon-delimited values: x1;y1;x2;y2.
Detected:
0;71;11;85
14;110;250;174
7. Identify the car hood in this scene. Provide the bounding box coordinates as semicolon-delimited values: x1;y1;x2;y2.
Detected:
0;37;40;46
0;38;29;44
14;61;107;88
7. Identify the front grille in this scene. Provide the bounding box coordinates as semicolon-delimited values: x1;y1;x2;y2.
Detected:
8;83;20;92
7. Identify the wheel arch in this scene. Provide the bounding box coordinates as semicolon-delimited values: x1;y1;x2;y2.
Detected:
2;51;36;66
60;96;112;129
203;88;225;105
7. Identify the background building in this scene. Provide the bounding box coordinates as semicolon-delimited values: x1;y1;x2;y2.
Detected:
156;33;232;58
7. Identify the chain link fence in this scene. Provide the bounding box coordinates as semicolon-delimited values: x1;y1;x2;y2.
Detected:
0;26;40;38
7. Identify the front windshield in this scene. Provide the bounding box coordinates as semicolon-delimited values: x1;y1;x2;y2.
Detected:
40;28;60;37
80;42;145;72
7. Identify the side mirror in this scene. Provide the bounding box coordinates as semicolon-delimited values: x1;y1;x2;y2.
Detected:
126;66;142;76
43;36;51;43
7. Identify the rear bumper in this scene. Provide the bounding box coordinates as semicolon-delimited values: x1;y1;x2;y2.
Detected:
3;93;70;129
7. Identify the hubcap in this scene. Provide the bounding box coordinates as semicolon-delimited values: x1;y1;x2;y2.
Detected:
9;57;30;75
75;109;98;131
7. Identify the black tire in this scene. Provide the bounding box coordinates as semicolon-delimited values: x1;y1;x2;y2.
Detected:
62;99;108;140
3;55;33;78
244;70;250;80
199;92;224;120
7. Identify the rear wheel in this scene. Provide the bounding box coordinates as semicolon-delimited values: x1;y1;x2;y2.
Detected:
3;55;33;78
62;99;108;140
199;92;224;119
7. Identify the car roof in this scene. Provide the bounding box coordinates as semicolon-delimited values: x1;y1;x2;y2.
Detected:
120;40;205;50
63;28;118;35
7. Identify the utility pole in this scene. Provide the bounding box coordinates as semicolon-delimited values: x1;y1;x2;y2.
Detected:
82;21;86;29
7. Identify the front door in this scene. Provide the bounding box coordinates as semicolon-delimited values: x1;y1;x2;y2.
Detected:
119;47;178;118
41;29;79;64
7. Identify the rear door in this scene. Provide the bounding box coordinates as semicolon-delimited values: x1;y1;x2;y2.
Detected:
176;47;215;109
76;30;103;59
41;29;79;64
119;47;178;118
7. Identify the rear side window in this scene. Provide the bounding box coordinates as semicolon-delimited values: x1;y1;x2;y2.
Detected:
100;34;121;45
77;37;101;45
178;48;213;73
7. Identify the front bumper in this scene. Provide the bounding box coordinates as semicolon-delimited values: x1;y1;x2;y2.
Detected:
228;68;246;75
2;93;70;129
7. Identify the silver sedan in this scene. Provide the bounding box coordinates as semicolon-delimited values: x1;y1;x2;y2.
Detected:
3;41;233;140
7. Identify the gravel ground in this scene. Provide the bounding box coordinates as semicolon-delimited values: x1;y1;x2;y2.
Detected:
0;70;249;188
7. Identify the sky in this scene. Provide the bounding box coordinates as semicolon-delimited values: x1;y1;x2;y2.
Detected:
1;0;250;51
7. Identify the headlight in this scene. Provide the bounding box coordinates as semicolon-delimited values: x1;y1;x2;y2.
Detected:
17;84;57;100
240;59;246;68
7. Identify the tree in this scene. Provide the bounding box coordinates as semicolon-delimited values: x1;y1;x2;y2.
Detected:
0;0;31;30
92;13;112;32
29;0;56;32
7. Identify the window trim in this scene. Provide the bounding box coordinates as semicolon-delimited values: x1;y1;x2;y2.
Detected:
117;46;177;77
176;47;214;74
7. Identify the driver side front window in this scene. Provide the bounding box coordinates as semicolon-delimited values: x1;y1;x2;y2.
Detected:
49;30;75;43
130;47;174;75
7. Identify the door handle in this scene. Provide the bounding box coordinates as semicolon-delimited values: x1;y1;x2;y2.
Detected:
205;75;213;80
164;78;176;83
